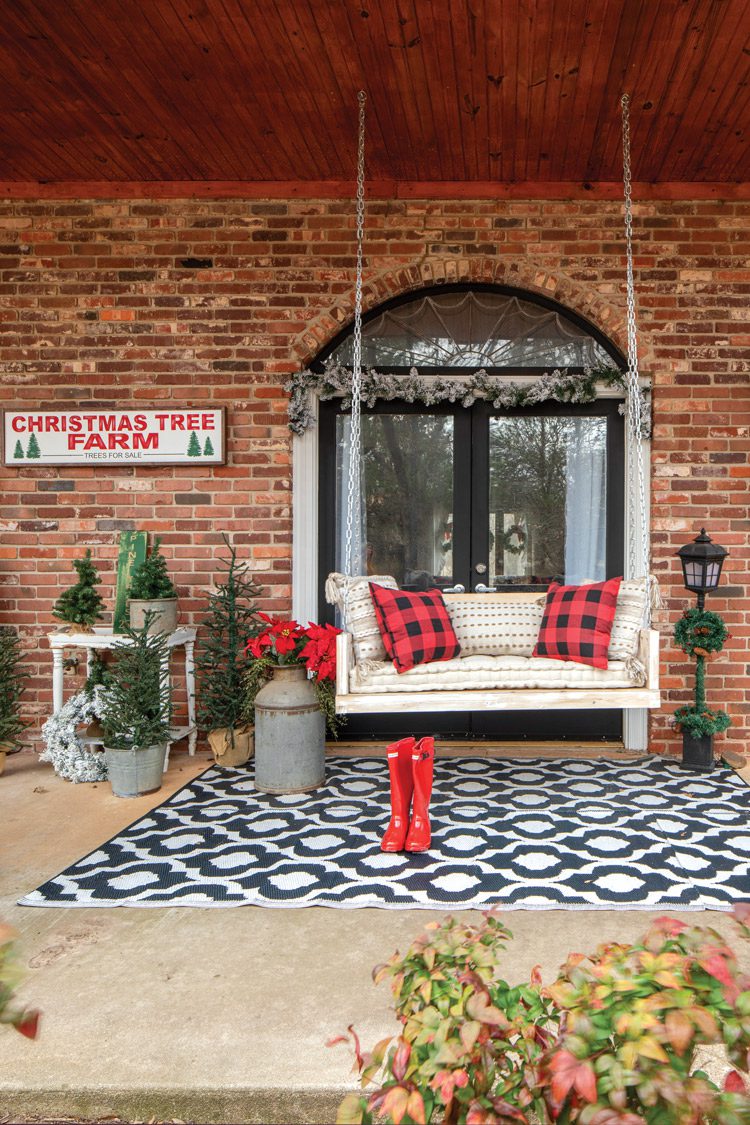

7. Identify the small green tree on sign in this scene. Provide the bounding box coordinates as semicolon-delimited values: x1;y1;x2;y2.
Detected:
187;432;201;457
26;434;41;459
13;440;24;459
203;436;214;457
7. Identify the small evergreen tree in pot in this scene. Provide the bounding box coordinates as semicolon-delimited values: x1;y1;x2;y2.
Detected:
100;616;173;797
127;537;179;634
0;627;29;774
196;536;263;767
52;549;105;631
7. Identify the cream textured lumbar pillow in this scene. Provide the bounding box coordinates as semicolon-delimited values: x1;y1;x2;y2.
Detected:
324;573;397;663
446;596;544;657
609;578;651;659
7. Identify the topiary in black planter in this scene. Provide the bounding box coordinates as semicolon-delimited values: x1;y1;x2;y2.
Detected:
673;607;730;772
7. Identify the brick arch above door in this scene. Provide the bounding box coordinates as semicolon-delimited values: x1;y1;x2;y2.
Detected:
290;253;655;373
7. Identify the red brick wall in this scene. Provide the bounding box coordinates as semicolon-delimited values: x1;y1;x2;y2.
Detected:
0;197;747;754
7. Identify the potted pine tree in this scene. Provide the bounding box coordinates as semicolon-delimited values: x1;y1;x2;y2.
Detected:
196;537;263;767
100;616;172;797
0;627;29;775
127;537;179;634
52;549;105;632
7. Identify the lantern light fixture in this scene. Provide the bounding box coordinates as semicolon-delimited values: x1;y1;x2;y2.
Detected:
676;528;728;609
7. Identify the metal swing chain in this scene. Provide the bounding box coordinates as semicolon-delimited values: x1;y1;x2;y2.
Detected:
343;90;367;583
621;93;650;587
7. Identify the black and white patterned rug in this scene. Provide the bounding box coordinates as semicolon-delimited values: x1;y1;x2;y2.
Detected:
19;757;750;910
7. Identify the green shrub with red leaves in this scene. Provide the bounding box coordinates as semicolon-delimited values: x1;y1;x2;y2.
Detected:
0;923;40;1041
331;909;750;1125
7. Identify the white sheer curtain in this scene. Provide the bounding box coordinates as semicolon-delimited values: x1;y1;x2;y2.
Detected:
336;416;367;576
564;419;607;583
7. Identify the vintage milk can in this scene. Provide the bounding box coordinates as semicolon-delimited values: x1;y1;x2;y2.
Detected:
253;665;325;793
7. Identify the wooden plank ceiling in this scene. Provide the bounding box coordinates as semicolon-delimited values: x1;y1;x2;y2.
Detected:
0;0;748;194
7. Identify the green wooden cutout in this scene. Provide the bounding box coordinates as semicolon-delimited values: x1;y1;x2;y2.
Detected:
112;531;148;633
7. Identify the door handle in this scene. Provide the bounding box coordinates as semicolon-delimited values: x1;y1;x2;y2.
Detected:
442;584;466;593
474;583;497;593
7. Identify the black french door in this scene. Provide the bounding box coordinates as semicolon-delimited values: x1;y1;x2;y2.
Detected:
319;396;624;742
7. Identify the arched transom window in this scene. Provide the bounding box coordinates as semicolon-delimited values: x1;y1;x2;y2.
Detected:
327;288;613;369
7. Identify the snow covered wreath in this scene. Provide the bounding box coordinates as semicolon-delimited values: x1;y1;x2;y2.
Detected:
40;687;108;783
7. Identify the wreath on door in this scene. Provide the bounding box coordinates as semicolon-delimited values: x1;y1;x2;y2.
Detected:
499;523;527;556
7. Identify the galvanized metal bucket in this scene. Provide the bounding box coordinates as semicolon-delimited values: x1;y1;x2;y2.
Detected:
104;742;167;797
128;598;178;634
253;665;325;794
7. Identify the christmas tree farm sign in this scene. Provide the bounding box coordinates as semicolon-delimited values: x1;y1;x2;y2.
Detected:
3;409;225;465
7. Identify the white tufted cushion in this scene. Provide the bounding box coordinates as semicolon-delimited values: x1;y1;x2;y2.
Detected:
351;652;642;693
445;596;544;657
325;573;397;663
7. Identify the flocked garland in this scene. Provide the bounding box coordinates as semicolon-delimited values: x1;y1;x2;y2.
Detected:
286;363;651;438
39;687;108;783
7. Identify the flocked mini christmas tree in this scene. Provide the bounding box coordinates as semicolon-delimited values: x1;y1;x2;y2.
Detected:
52;549;105;630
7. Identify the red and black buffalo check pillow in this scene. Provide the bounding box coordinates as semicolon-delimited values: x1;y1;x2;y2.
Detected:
369;584;461;673
533;577;622;669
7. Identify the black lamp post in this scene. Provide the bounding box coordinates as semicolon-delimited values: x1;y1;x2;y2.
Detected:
676;528;728;610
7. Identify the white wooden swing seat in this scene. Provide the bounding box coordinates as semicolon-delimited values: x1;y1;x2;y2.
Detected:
331;582;660;716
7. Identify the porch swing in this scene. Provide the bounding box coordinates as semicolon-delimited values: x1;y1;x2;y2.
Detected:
329;94;660;716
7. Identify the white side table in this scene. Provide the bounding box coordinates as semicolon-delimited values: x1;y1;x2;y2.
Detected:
48;626;198;758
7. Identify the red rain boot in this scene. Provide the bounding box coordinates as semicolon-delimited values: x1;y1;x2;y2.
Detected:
381;737;417;852
405;737;434;852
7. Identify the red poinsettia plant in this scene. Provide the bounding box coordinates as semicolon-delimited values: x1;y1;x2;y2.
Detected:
244;614;343;734
245;613;339;679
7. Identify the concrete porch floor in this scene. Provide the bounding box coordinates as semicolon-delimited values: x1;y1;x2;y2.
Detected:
1;746;747;1124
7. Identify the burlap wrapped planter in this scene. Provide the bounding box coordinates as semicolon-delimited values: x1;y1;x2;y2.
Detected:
207;726;254;768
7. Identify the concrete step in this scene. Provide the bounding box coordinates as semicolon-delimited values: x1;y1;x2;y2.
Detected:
0;1085;345;1124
